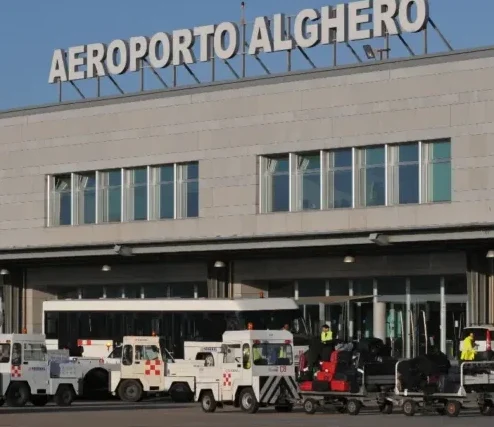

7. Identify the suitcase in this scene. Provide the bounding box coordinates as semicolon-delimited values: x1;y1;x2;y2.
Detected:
330;380;350;392
316;371;332;382
299;381;313;391
313;380;330;392
321;361;337;374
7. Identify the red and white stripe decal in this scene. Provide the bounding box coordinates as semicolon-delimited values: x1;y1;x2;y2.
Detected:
77;339;92;346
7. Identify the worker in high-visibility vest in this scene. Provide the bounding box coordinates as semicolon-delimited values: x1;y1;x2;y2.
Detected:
321;324;333;344
461;333;477;361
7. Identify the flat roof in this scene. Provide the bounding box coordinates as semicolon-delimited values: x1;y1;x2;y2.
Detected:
2;44;494;120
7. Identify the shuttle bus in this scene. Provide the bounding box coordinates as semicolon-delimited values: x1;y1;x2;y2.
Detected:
42;297;310;362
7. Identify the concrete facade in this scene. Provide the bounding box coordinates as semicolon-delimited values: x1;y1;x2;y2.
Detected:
0;47;494;252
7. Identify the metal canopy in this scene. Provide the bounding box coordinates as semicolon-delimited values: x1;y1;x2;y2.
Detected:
296;295;373;305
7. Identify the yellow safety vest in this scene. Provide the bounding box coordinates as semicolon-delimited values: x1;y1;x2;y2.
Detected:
460;336;476;361
321;330;333;343
279;346;286;358
253;347;262;361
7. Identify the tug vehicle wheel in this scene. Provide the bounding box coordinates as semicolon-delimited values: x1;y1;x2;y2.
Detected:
346;399;362;416
239;388;259;414
200;391;217;413
303;398;317;415
446;400;461;417
6;382;30;407
403;399;417;416
54;385;75;406
118;380;143;403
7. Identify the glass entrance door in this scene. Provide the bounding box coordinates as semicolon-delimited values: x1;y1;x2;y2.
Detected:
410;301;440;357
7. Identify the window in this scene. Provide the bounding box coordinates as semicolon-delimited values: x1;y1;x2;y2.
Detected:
50;174;72;226
12;343;21;366
81;287;103;299
177;162;199;218
358;146;385;207
327;149;353;209
295;153;320;210
0;344;10;362
124;285;142;298
74;172;96;224
157;165;175;219
126;168;148;221
135;345;160;360
242;343;251;369
99;170;122;223
24;343;46;362
262;156;289;212
425;140;451;202
223;344;241;363
122;344;133;365
391;143;419;205
252;343;293;366
104;286;123;299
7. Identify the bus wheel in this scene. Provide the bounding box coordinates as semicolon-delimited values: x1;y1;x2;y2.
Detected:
239;388;259;414
6;382;30;407
118;380;143;403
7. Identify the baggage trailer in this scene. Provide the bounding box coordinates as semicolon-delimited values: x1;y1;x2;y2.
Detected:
300;365;396;415
394;360;494;417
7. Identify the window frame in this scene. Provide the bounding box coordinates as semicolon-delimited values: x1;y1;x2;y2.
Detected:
357;145;387;208
388;142;421;206
294;152;322;211
98;169;123;223
124;167;149;222
73;172;97;225
48;174;73;226
260;155;290;213
325;148;354;210
176;162;199;219
422;139;452;203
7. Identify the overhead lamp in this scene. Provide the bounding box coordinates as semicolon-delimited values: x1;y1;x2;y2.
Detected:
486;250;494;259
363;44;376;60
369;233;390;246
214;261;226;268
101;265;111;272
343;255;355;264
0;269;9;276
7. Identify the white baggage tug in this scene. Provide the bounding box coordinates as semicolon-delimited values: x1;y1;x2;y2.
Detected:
195;330;300;413
0;334;86;407
108;331;300;413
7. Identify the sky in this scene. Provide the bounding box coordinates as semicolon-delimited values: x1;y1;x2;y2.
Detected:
0;0;491;110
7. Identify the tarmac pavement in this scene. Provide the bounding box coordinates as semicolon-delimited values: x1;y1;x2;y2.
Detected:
0;399;491;427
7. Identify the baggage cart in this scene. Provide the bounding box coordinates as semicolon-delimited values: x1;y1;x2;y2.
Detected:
394;360;494;417
300;365;396;415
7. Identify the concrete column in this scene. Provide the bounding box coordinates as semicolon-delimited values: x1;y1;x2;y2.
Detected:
373;302;387;341
405;278;411;358
440;277;447;354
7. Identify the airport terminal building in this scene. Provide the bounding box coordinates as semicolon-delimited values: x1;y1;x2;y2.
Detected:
1;42;494;358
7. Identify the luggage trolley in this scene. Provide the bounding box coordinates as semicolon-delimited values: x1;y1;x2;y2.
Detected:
394;360;494;417
300;364;396;415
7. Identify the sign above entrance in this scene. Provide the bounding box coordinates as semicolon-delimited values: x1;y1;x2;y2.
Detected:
48;0;429;84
